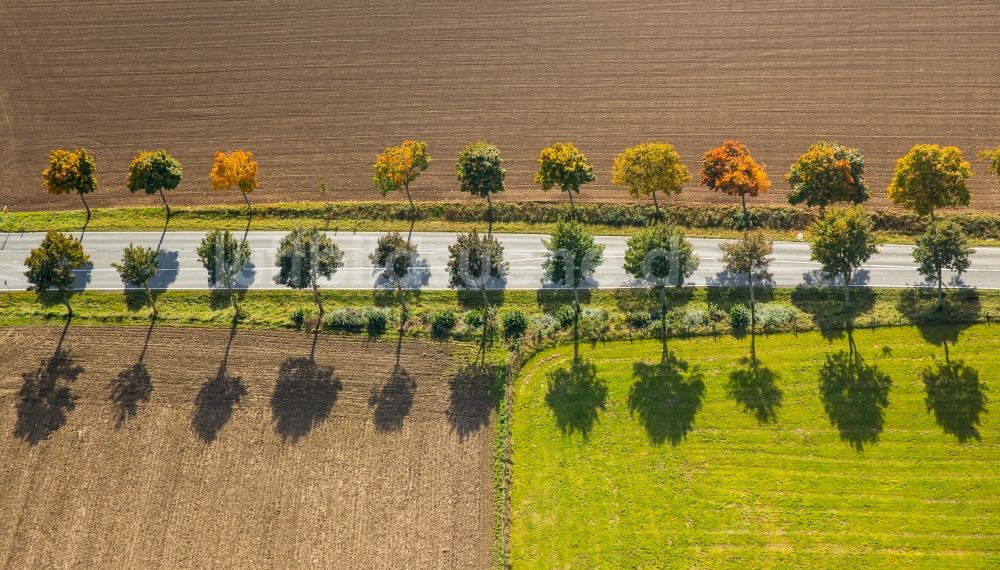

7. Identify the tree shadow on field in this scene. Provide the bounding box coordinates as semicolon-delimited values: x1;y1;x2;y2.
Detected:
368;331;416;432
108;319;157;429
727;332;782;424
14;320;81;445
629;352;705;445
897;288;981;345
921;340;986;443
447;362;505;440
818;328;892;451
545;357;606;439
791;282;876;340
271;349;341;442
191;319;247;443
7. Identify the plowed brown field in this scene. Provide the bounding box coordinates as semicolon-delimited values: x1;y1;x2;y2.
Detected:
1;1;998;212
0;325;495;568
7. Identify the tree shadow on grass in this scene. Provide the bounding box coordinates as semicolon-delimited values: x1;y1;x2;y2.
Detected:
545;357;606;439
14;322;82;445
271;355;341;442
726;333;782;424
897;288;981;345
921;341;986;443
447;362;505;441
191;318;246;443
790;281;876;340
818;329;892;451
629;352;705;446
124;249;181;311
108;319;157;429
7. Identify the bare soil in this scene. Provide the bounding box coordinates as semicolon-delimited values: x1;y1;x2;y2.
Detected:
1;1;998;212
0;324;495;568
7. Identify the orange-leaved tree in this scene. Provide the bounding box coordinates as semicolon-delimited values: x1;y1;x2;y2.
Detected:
534;141;595;208
700;140;771;229
42;148;98;222
210;150;259;218
373;140;430;213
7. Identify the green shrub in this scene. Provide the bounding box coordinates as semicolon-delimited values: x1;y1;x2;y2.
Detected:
579;307;609;340
324;306;392;335
364;307;392;336
431;309;458;338
626;310;651;329
290;308;307;330
755;304;800;329
682;309;708;328
729;304;752;330
501;309;528;339
464;308;486;329
531;314;560;338
556;304;577;328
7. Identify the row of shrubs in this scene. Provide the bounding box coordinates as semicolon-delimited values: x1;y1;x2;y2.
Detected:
248;201;1000;238
293;302;803;341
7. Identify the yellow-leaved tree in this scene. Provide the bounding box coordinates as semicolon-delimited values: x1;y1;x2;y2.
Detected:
534;142;594;208
372;140;430;214
210;150;259;218
42;148;98;229
611;142;690;218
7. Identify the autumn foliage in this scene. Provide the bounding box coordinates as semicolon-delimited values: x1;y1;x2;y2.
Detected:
372;140;431;209
611;142;690;214
42;148;99;219
887;144;971;218
700;140;771;200
534;142;595;205
786;142;868;211
979;147;1000;185
210;150;258;194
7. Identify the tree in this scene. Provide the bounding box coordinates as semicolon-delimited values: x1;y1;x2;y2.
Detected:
980;146;1000;185
913;220;974;308
534;142;595;208
113;245;160;316
700;140;771;228
887;144;972;219
623;224;699;353
809;207;880;305
196;229;251;310
787;142;869;214
373;140;431;213
126;150;183;219
455;141;505;216
611;142;691;217
370;232;417;308
542;218;604;313
24;231;90;315
446;231;508;302
274;227;344;320
720;230;774;327
210;150;259;219
42;148;98;222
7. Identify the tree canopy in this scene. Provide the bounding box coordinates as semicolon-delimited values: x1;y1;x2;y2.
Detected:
809;207;880;304
275;227;344;317
370;232;417;287
720;230;774;284
24;231;89;313
913;220;973;307
446;231;508;290
113;244;160;314
534;142;595;205
542;218;604;289
622;224;699;288
196;229;251;306
373;140;430;210
127;150;183;217
455;141;505;203
210;150;258;194
42;148;98;218
611;142;691;213
700;140;771;200
887;144;972;218
787;142;868;211
980;147;1000;185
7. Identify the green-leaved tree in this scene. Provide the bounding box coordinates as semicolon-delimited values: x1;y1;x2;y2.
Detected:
809;207;880;306
913;220;974;308
196;230;251;311
113;244;160;316
455;141;505;218
542;218;604;314
275;227;345;320
446;231;508;303
720;230;774;327
24;231;90;315
370;232;417;311
127;150;183;219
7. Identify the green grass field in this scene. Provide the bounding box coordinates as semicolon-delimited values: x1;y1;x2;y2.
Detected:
512;324;1000;568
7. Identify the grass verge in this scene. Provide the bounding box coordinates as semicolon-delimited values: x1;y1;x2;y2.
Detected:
511;324;1000;567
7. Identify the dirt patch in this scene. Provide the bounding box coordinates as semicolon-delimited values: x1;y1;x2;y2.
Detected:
0;1;997;212
0;324;495;568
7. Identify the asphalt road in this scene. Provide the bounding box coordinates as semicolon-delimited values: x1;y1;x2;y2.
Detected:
1;231;999;292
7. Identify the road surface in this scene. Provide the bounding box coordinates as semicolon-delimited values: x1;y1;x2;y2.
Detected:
1;231;998;292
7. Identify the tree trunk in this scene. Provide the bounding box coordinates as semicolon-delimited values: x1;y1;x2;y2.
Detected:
404;182;415;214
485;193;493;236
80;193;91;220
651;190;661;221
242;192;252;221
843;270;851;306
659;286;668;361
313;282;324;318
63;291;73;316
740;194;748;230
748;270;756;330
159;188;171;219
145;284;157;317
567;188;575;209
937;268;944;309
